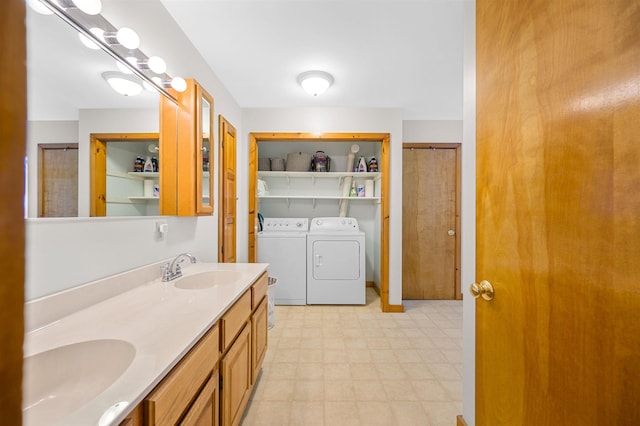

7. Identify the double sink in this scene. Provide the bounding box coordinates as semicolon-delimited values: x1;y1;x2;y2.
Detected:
23;265;263;426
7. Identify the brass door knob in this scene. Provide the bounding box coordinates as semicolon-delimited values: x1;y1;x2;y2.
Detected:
470;280;495;301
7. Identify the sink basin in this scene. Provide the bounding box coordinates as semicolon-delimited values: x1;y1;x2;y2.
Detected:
174;270;244;289
23;339;135;425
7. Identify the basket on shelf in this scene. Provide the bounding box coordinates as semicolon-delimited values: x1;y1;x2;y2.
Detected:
285;152;311;171
270;157;285;171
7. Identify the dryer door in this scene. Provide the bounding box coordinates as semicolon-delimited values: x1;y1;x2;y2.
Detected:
311;239;361;280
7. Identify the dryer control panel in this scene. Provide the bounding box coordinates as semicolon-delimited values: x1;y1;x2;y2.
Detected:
309;217;360;233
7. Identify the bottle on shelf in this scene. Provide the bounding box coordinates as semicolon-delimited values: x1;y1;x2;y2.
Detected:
144;156;154;173
356;156;367;172
349;181;357;197
151;156;158;172
134;156;144;172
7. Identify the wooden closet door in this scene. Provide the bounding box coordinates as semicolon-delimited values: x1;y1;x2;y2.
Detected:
402;146;457;299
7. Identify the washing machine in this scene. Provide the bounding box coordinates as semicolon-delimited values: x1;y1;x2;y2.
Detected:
257;218;308;305
307;217;366;305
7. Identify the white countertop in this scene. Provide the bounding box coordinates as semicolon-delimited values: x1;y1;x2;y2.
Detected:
23;262;269;426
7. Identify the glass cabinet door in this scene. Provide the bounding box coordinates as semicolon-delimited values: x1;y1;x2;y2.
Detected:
196;86;213;214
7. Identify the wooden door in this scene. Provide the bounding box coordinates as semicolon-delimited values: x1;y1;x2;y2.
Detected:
38;144;78;217
476;0;640;424
402;145;459;299
218;116;236;262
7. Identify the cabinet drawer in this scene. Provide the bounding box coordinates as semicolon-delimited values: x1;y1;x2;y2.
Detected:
179;370;218;426
145;324;219;426
251;272;268;309
221;291;251;351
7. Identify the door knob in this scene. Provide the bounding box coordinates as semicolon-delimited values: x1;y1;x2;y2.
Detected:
470;280;494;301
448;229;456;236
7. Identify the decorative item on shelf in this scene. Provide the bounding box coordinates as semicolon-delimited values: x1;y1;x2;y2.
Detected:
134;156;144;172
258;158;271;171
311;151;329;172
270;157;285;171
368;156;378;172
286;152;312;171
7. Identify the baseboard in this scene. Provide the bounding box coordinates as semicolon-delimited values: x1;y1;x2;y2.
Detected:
383;303;404;313
457;415;467;426
366;280;375;288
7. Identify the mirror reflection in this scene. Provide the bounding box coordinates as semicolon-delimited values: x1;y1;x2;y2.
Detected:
26;3;170;218
201;97;212;209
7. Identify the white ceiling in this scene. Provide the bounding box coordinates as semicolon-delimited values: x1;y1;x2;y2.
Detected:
27;0;464;121
160;0;464;120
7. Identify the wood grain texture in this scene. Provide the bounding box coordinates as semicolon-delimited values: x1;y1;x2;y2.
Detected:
0;1;25;423
160;94;178;215
39;145;78;217
195;84;214;215
218;116;237;262
251;297;268;385
476;0;640;424
221;291;251;352
402;146;457;299
221;324;252;426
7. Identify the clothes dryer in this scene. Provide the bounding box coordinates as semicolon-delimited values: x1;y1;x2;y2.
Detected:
257;218;308;305
307;217;365;304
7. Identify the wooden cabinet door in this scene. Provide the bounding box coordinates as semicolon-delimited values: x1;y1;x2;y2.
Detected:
179;371;219;426
251;297;268;384
220;324;251;426
476;0;640;424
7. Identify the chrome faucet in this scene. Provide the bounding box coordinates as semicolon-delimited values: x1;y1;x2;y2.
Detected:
161;253;197;282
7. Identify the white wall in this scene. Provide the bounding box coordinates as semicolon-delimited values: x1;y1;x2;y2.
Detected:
403;120;463;142
26;1;243;300
242;107;404;304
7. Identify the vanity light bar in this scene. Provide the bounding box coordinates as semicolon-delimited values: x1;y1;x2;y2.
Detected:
35;0;182;102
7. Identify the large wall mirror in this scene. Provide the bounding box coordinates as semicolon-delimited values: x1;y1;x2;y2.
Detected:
26;1;177;218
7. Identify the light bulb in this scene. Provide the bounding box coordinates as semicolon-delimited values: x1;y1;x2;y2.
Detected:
26;0;54;15
171;77;187;92
78;27;104;50
297;71;334;96
71;0;102;15
147;56;167;74
116;27;140;50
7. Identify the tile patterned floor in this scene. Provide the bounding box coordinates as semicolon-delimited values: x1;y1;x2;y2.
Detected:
241;288;463;426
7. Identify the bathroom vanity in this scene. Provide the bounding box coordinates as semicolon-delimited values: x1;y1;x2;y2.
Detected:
23;261;269;426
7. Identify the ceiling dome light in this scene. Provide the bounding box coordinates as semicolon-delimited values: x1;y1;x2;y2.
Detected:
171;77;187;92
102;71;143;96
71;0;102;15
26;0;54;15
297;71;333;96
78;27;104;49
115;27;140;49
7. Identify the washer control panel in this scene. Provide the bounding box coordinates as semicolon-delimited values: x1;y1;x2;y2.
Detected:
262;217;309;232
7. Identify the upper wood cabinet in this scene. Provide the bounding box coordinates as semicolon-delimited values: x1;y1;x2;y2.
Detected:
161;78;214;216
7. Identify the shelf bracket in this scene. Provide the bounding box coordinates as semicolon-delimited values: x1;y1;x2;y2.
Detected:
311;175;316;185
286;175;290;186
286;198;290;208
313;198;316;209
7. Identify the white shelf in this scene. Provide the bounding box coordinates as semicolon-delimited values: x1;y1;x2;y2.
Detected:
258;171;380;180
127;196;160;202
125;172;160;179
259;195;379;201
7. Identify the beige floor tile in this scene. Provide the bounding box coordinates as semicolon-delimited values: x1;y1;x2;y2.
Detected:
299;338;323;349
324;401;361;426
323;349;348;363
323;363;352;380
423;401;461;425
411;380;451;401
376;362;408;380
323;379;356;401
417;349;448;363
390;401;431;426
366;337;392;349
299;348;323;363
357;401;396;426
323;337;346;349
296;363;324;380
344;337;368;349
400;362;435;380
289;401;324;426
293;380;324;401
278;337;302;349
242;400;291;426
272;348;300;363
347;348;373;363
261;379;296;401
393;349;423;363
382;379;419;401
428;363;462;381
352;380;388;401
350;363;380;380
265;362;297;380
439;380;462;401
370;349;399;364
